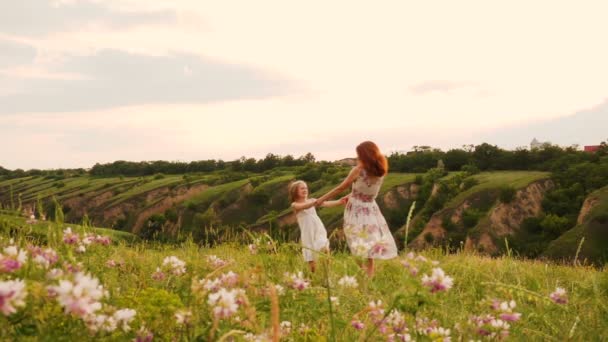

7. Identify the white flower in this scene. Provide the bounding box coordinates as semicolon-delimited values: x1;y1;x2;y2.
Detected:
49;272;106;318
421;268;454;293
76;244;87;253
338;275;358;288
162;256;186;276
280;320;292;335
113;308;136;332
207;255;227;268
175;309;192;325
330;296;339;306
207;288;239;319
0;279;27;316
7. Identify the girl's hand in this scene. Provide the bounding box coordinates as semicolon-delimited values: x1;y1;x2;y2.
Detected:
315;198;324;207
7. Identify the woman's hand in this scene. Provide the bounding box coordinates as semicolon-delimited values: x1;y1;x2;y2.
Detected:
315;198;325;207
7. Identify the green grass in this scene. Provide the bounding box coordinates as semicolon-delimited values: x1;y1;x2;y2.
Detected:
105;175;185;208
0;213;606;341
380;173;419;192
0;214;138;244
182;179;251;208
447;171;549;208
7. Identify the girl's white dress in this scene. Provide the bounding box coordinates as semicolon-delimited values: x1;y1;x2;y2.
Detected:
343;169;398;259
295;203;329;262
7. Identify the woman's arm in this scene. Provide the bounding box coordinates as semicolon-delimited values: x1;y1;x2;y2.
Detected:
316;167;360;205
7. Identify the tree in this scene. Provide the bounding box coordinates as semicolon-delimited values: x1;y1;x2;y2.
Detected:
473;143;502;170
443;149;470;171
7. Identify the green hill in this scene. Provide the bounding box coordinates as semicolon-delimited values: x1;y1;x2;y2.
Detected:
544;186;608;264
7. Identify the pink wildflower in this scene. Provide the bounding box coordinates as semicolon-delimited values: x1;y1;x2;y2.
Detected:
550;287;568;304
421;268;454;293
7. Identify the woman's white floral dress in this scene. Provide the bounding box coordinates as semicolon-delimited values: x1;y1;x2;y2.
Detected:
343;169;398;259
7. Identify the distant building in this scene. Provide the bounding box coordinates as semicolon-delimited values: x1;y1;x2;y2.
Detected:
584;145;601;153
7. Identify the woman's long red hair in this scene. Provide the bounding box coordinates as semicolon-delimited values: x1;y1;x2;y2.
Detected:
356;141;388;177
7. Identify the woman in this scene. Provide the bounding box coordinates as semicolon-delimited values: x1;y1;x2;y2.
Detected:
316;141;398;276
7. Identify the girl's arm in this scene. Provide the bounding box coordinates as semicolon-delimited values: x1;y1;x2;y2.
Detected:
316;167;360;205
320;195;349;208
291;199;316;212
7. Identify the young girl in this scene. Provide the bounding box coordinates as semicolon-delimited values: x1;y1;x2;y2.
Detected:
316;141;398;276
289;180;347;272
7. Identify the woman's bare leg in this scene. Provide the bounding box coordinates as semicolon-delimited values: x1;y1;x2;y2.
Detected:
308;260;316;273
366;258;374;277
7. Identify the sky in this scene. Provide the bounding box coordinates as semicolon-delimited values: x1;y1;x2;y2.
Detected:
1;0;607;170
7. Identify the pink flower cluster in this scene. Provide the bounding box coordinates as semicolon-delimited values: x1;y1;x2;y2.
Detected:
421;268;454;293
284;272;310;291
207;288;247;319
490;299;522;322
415;318;451;342
0;244;28;273
0;279;27;316
62;228;112;253
549;287;568;304
206;255;228;269
192;271;240;294
29;245;59;269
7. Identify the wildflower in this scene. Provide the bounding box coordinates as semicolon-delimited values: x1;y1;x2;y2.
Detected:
113;308;136;332
351;320;365;330
421;268;454;293
207;255;227;268
106;259;117;268
248;244;257;255
280;320;292;335
427;326;451;341
284;272;310;291
47;268;64;280
244;332;271;342
0;279;27;316
401;261;418;276
175;309;192;325
151;267;166;281
207;288;239;319
49;272;107;318
29;246;59;269
95;235;112;246
330;296;340;306
0;245;28;273
162;256;186;276
134;327;154;342
550;287;568;304
62;228;79;245
491;299;521;322
76;244;87;254
338;275;359;288
386;310;408;334
274;284;285;296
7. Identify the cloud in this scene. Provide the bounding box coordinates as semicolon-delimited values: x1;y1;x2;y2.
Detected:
0;0;176;37
0;49;295;114
0;40;37;68
409;81;477;95
479;99;608;148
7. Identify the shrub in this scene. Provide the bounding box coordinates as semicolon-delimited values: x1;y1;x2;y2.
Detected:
540;214;572;237
462;209;484;228
154;173;165;180
499;186;517;204
424;232;434;243
461;164;480;175
461;177;479;190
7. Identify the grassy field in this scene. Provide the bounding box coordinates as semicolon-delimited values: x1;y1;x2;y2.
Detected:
447;171;550;208
0;214;606;341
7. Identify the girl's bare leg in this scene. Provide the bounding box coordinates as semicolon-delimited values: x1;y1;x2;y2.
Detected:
308;261;316;273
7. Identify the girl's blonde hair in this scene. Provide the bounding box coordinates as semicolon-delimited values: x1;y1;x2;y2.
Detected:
288;180;307;202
